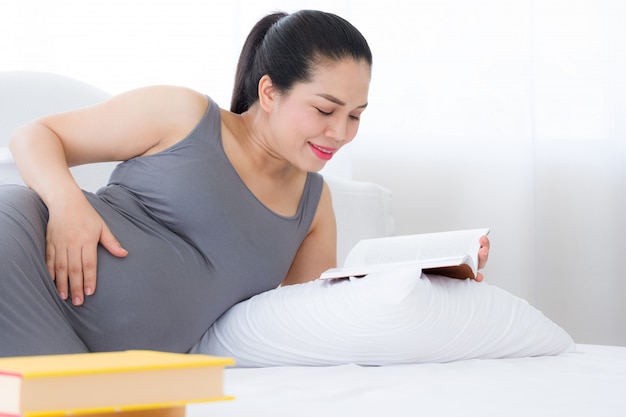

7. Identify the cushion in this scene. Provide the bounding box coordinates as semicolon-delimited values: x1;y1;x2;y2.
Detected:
0;148;22;186
0;71;111;148
325;176;395;265
190;268;575;367
0;72;116;192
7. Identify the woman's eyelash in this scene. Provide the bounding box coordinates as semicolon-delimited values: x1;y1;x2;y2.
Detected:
316;107;361;121
316;108;332;115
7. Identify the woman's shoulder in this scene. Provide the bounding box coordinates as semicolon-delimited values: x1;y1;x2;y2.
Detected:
128;86;215;156
119;85;214;119
143;85;210;111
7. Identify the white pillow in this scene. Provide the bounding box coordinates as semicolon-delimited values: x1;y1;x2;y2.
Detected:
0;148;23;186
325;177;395;265
190;268;575;367
0;147;116;192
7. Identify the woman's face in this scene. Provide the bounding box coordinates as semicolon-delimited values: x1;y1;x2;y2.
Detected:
267;58;371;172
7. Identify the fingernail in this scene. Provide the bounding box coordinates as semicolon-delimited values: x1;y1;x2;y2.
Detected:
60;291;67;300
85;287;93;296
73;296;82;306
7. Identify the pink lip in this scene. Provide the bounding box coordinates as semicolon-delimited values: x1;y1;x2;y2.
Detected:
309;143;336;161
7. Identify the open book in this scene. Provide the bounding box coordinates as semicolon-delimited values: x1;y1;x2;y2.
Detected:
319;228;489;280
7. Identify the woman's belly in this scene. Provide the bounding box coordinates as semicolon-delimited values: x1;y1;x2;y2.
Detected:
60;191;223;353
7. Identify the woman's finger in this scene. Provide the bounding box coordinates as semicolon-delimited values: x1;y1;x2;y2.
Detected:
67;245;85;306
81;241;98;298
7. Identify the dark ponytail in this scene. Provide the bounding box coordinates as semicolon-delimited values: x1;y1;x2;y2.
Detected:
230;12;287;114
230;10;372;114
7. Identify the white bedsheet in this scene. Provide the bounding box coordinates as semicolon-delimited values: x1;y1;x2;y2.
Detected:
188;344;626;417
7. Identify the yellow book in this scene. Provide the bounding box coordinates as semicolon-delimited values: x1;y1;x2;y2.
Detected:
0;350;235;417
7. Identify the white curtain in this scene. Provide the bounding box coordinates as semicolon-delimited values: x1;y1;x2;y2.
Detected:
351;0;626;346
1;0;624;345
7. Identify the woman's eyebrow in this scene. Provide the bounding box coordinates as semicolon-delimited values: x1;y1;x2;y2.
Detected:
316;93;368;109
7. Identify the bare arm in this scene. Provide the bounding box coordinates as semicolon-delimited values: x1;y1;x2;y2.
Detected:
9;86;208;305
281;182;337;286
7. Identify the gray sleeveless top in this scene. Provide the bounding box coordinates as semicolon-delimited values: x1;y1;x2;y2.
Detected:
69;96;324;352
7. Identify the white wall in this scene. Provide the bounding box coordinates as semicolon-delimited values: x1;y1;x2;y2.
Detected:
1;0;625;346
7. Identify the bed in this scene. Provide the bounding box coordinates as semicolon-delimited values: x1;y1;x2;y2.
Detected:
187;344;626;417
2;71;625;416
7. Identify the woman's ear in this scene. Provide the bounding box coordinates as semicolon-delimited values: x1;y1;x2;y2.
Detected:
258;74;276;113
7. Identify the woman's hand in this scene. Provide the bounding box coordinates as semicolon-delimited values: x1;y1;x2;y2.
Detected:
475;235;490;282
46;193;127;306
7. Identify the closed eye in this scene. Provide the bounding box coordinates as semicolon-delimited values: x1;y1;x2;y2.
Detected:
316;108;332;116
316;107;361;121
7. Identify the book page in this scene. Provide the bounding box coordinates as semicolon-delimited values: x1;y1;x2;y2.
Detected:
348;235;479;267
318;228;489;280
344;228;488;268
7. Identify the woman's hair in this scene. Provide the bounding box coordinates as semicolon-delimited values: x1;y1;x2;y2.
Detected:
230;10;372;114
